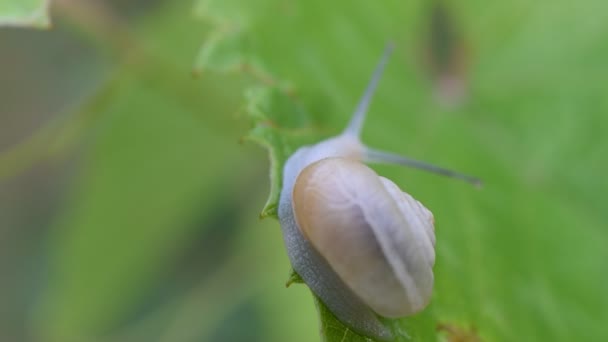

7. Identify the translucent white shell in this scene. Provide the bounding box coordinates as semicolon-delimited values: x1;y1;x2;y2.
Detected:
293;158;435;318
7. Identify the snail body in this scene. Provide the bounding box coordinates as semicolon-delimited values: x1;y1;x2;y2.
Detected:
278;45;478;340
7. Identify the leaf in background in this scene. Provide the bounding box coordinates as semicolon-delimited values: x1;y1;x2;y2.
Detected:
37;69;250;340
0;0;50;28
196;0;608;341
34;3;264;340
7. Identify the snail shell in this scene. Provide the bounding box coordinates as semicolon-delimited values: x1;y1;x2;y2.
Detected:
294;158;435;318
278;134;435;340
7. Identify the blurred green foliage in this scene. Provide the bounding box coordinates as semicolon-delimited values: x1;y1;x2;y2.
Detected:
0;0;49;28
0;0;607;341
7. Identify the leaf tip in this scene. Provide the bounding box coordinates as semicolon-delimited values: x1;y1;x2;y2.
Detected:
259;203;277;219
285;270;303;287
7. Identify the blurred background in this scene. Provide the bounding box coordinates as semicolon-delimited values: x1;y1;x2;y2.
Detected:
0;0;607;341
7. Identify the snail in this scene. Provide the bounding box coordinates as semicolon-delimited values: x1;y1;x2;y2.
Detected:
277;44;480;340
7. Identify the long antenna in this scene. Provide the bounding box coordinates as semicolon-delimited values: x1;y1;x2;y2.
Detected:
343;43;395;137
364;148;482;187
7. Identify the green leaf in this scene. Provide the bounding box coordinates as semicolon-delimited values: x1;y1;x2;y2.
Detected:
34;5;258;340
314;296;374;342
0;0;50;28
197;0;608;341
244;85;315;218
